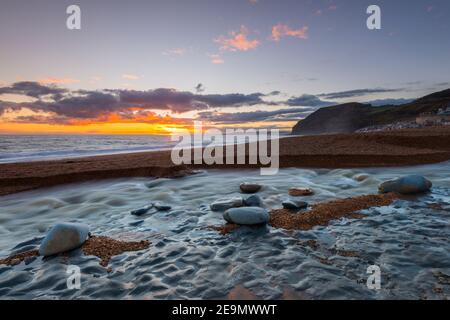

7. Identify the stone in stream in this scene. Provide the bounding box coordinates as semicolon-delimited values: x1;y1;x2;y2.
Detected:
353;173;370;182
239;183;262;194
223;207;269;225
154;204;172;211
288;188;314;196
39;223;90;257
243;195;263;207
378;175;432;194
130;205;153;216
282;200;308;211
210;197;243;212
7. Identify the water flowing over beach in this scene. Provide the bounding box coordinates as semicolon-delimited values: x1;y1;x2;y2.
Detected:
0;162;449;299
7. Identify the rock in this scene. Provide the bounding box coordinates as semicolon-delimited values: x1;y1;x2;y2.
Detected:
129;220;144;227
243;195;263;207
282;200;308;211
288;188;314;196
239;183;262;194
353;173;370;182
155;204;171;211
131;204;153;216
39;223;90;257
210;197;243;212
223;207;269;225
379;175;432;194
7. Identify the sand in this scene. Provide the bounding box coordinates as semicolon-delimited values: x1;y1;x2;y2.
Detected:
0;249;39;266
269;193;399;231
1;126;449;196
82;236;150;267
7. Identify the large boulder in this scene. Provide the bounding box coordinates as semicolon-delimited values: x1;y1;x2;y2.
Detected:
39;223;90;256
211;197;243;212
223;207;269;225
379;175;432;194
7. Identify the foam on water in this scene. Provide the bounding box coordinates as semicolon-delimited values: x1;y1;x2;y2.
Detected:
0;162;449;299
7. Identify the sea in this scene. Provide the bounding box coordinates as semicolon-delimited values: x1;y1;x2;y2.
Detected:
0;133;288;164
0;135;177;163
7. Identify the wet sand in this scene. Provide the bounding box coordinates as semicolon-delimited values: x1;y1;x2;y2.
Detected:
269;193;399;231
82;236;150;267
1;126;449;196
0;235;150;268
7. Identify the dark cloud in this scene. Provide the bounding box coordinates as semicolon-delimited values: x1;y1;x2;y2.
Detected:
2;81;411;126
286;94;333;107
199;92;268;107
116;89;268;112
0;101;22;116
0;82;274;122
318;88;402;99
0;81;67;98
116;88;203;113
197;107;315;124
43;91;120;118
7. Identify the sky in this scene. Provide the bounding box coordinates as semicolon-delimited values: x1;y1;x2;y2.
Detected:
0;0;449;134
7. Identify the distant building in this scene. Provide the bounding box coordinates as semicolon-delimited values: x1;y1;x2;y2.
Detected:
416;106;450;125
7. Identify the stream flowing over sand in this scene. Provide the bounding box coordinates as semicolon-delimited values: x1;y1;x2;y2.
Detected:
0;162;449;299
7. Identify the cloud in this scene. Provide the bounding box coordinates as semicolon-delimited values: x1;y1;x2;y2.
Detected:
318;88;403;99
270;23;309;41
405;81;423;85
208;54;225;64
249;0;258;4
162;48;186;56
11;110;187;126
286;94;333;107
38;77;80;85
122;74;140;80
0;100;23;116
328;5;338;11
0;81;67;98
0;82;274;124
197;107;315;124
215;26;260;52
